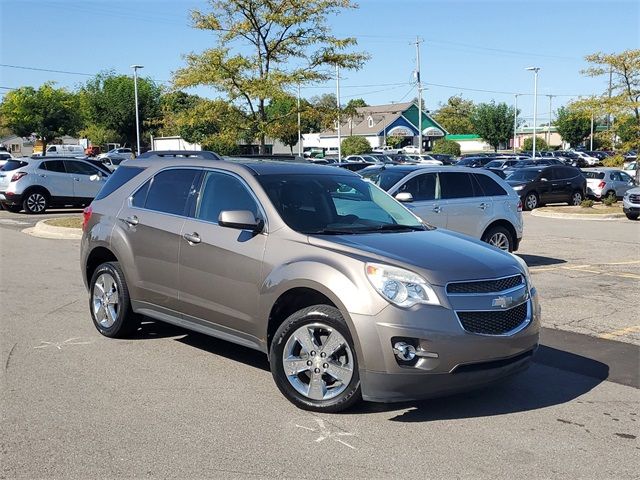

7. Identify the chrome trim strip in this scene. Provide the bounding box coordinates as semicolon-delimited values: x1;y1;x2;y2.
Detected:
454;300;532;337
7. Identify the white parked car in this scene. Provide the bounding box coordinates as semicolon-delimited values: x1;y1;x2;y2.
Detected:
407;154;443;165
572;151;600;166
583;168;637;200
0;152;13;168
361;165;523;251
43;144;85;157
373;145;403;155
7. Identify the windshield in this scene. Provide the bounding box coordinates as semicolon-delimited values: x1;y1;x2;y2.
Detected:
485;160;503;168
257;173;424;234
360;168;411;191
506;170;541;182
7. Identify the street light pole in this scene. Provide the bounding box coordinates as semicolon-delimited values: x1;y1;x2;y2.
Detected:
297;83;302;157
130;64;144;157
526;67;540;158
336;64;342;162
513;94;519;153
547;95;553;145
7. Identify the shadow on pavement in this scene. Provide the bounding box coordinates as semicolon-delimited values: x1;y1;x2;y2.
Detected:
517;253;567;267
351;346;608;421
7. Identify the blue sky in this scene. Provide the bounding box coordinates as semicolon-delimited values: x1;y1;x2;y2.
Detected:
1;0;638;124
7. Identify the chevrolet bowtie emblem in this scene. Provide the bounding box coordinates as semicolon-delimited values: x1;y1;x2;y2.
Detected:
492;296;513;308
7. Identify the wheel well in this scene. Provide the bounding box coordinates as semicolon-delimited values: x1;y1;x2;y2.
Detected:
482;220;517;245
267;288;337;350
85;247;118;283
22;185;51;200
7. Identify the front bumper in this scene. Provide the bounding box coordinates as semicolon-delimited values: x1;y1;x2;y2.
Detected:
351;289;541;403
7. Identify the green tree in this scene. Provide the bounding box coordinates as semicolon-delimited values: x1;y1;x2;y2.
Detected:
432;138;461;156
471;101;515;152
176;98;249;155
341;136;371;156
156;91;204;136
79;124;118;148
554;105;591;147
81;71;162;148
386;135;403;148
265;95;315;153
432;96;476;134
173;0;368;154
309;93;338;132
0;83;82;155
343;98;367;136
522;136;548;151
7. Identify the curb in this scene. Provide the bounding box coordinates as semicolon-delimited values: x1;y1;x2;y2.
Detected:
531;209;626;221
23;219;82;240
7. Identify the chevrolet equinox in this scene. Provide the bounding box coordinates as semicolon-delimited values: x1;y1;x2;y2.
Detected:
81;154;540;412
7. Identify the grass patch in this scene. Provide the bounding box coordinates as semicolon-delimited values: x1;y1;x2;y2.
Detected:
45;217;82;228
538;204;623;215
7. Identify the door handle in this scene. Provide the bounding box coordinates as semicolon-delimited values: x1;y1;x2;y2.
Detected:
120;215;139;226
432;205;442;213
183;232;201;244
73;177;80;181
479;202;488;210
39;174;47;178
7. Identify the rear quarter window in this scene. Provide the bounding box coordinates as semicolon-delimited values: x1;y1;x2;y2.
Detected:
94;166;146;201
0;160;28;171
473;173;508;196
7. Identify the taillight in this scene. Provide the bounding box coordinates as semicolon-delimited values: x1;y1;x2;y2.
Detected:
517;199;523;212
82;206;93;231
597;181;606;189
10;172;27;182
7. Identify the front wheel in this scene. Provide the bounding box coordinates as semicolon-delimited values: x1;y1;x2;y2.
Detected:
626;212;639;220
482;225;514;252
270;305;361;412
89;262;140;338
524;192;539;210
570;191;584;206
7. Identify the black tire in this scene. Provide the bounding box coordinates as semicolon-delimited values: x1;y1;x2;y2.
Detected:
523;192;539;211
482;225;514;252
570;190;584;206
3;204;22;213
22;190;49;214
89;261;140;338
270;305;361;413
626;212;639;220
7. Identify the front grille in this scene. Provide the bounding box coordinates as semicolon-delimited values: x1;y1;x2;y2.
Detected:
629;194;640;203
458;302;528;335
447;274;523;294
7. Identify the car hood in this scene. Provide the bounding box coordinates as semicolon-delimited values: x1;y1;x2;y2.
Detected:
307;229;524;286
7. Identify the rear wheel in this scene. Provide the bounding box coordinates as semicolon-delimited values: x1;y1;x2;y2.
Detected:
270;305;361;413
22;191;48;214
626;212;639;220
570;190;584;206
482;225;514;252
89;262;140;338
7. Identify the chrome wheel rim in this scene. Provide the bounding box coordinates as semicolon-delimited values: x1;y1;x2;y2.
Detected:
572;192;582;205
27;193;46;212
282;322;354;401
526;194;537;210
488;232;510;251
92;273;119;328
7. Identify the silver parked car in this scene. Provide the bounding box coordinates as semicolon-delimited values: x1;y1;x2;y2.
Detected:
360;165;523;252
623;187;640;220
0;156;109;213
81;154;540;412
97;148;134;170
583;168;637;200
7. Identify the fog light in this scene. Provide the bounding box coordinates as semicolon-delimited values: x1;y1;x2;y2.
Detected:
393;342;416;361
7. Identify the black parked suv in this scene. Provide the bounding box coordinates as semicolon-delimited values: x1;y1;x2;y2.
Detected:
505;165;586;210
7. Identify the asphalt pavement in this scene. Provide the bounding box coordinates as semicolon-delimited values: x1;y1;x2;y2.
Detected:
1;210;638;479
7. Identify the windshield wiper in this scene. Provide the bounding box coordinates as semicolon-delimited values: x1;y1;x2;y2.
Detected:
359;224;426;232
306;228;358;235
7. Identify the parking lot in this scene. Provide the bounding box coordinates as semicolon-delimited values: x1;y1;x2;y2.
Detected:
1;209;638;479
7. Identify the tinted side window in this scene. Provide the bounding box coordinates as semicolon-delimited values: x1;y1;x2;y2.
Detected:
439;172;476;199
473;173;508;196
95;167;146;201
41;160;66;173
195;171;258;223
397;173;437;201
143;169;200;215
65;161;98;175
131;180;150;208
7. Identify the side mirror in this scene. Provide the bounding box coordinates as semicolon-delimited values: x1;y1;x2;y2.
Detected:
90;172;103;181
395;192;414;202
218;210;264;232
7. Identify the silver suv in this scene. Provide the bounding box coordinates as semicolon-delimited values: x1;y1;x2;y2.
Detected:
361;165;523;251
81;155;540;412
0;156;108;213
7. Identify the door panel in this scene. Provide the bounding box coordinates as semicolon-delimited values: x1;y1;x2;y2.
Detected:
392;172;447;228
64;160;106;200
177;171;266;336
438;172;482;237
38;160;74;198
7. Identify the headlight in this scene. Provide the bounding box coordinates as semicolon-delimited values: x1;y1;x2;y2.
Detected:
511;253;533;291
513;185;525;191
365;263;440;308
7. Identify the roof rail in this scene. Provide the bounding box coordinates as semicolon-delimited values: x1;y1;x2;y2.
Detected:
137;150;223;160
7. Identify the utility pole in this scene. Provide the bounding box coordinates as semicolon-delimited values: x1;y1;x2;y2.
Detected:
336;64;342;162
297;83;302;157
608;66;613;144
590;113;594;150
546;95;554;146
130;64;144;156
414;36;424;153
526;67;540;158
513;94;519;153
